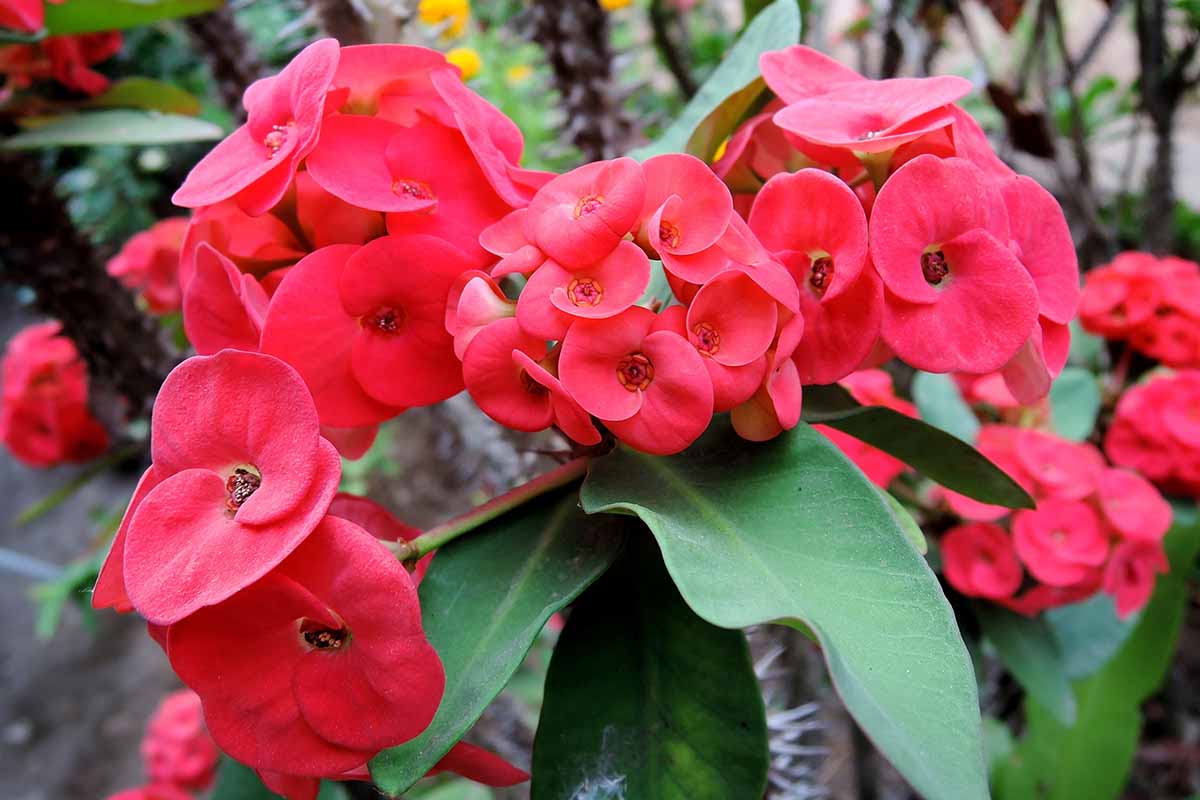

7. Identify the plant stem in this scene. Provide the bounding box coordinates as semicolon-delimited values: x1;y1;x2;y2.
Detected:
394;457;590;562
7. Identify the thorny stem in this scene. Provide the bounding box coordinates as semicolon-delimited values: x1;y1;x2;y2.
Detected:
392;458;590;563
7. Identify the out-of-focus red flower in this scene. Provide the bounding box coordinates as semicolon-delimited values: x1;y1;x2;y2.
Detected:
0;322;108;467
0;30;120;95
140;689;219;792
1103;540;1169;619
941;522;1023;599
1106;369;1200;496
108;218;189;314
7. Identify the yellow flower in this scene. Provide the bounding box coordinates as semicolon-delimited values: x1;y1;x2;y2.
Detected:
505;64;533;85
418;0;469;38
447;47;482;80
599;0;633;9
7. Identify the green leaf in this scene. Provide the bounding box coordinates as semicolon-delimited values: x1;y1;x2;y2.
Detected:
369;492;625;795
983;716;1015;778
639;260;675;309
1067;319;1106;368
912;371;980;443
630;0;800;160
581;419;989;800
532;536;769;799
88;77;203;115
1049;367;1102;442
3;110;223;149
44;0;224;35
804;384;1034;509
880;488;927;554
1044;593;1137;679
977;604;1076;725
211;758;279;799
994;504;1200;800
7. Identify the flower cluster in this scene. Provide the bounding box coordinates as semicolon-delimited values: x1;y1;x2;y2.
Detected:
940;425;1171;618
109;218;189;315
92;351;526;796
105;688;219;800
0;321;107;467
716;46;1079;405
1106;369;1200;497
1079;251;1200;368
0;0;120;96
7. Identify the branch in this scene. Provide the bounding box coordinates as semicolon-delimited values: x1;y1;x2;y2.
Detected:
1070;0;1128;76
184;7;265;121
649;0;697;99
309;0;371;45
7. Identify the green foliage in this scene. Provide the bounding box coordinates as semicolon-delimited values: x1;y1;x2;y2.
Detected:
31;551;102;639
912;371;981;443
43;0;224;35
1044;594;1137;680
993;505;1200;800
581;419;989;800
630;0;800;160
803;384;1034;508
87;78;203;115
532;537;769;800
210;758;348;800
369;493;626;795
1049;367;1102;442
3;111;223;150
977;605;1076;725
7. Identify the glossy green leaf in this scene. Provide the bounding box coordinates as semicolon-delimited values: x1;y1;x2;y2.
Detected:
1045;593;1137;679
1067;319;1106;368
210;759;350;800
88;77;203;115
3;110;223;149
630;0;799;160
912;371;980;443
994;505;1200;800
532;536;768;800
369;492;625;795
880;488;927;554
581;419;988;800
977;604;1076;725
1049;367;1102;442
804;384;1034;509
44;0;224;34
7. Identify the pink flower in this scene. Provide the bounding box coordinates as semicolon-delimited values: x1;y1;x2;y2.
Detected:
446;270;515;359
1095;468;1172;542
637;153;736;283
327;492;431;582
0;0;48;32
103;785;192;800
1013;429;1104;501
1106;370;1200;496
1012;499;1108;586
166;516;444;777
179;200;305;291
1103;540;1168;618
173;39;341;215
108;218;189;314
0;321;108;468
101;351;341;624
871;155;1039;375
140;689;219;791
559;306;713;455
759;45;865;104
182;244;269;355
941;522;1023;600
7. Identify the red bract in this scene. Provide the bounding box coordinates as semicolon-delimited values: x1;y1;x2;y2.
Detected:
637;153;736;283
0;31;120;94
872;155;1038;375
446;270;515;358
1013;429;1104;501
1103;541;1169;619
1095;468;1172;542
942;425;1034;521
108;218;189;314
0;0;49;32
166;516;444;777
1012;499;1108;586
464;318;600;446
182;244;269;355
759;45;864;104
179;200;306;290
0;321;108;467
1106;370;1200;496
941;522;1023;599
109;351;340;624
173;39;340;215
327;492;432;582
560;306;713;455
525;158;646;270
140;689;219;792
516;242;651;339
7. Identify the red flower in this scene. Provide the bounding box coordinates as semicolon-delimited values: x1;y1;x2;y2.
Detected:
0;31;120;95
560;306;713;455
179;200;305;291
0;322;108;467
173;39;341;215
166;516;444;777
140;689;219;792
108;218;189;314
1013;429;1104;501
941;522;1023;600
182;244;269;356
1103;540;1168;619
446;270;515;358
0;0;48;32
516;242;651;340
105;351;341;624
1012;499;1108;587
1095;468;1172;542
103;785;192;800
1106;370;1200;496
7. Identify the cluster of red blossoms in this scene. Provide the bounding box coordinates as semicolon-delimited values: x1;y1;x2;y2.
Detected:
105;689;219;800
1106;369;1200;497
92;351;526;798
940;426;1172;618
0;321;107;467
0;0;120;96
1079;251;1200;368
108;218;189;315
168;39;1075;457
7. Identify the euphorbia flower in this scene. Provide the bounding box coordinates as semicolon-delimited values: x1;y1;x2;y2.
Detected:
107;218;189;314
560;306;713;455
1095;468;1172;542
1103;540;1168;618
516;242;651;339
814;369;915;485
179;200;306;290
524;158;645;270
463;318;599;445
871;155;1038;374
728;313;805;442
113;350;341;624
749;169;879;384
1014;429;1104;501
173;39;341;215
182;244;269;355
941;522;1023;600
1000;575;1102;617
480;208;544;277
166;516;444;777
0;0;51;32
637;153;735;283
653;306;766;413
1012;499;1108;586
446;270;515;359
294;172;385;249
327;492;431;581
140;690;219;792
759;45;865;104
